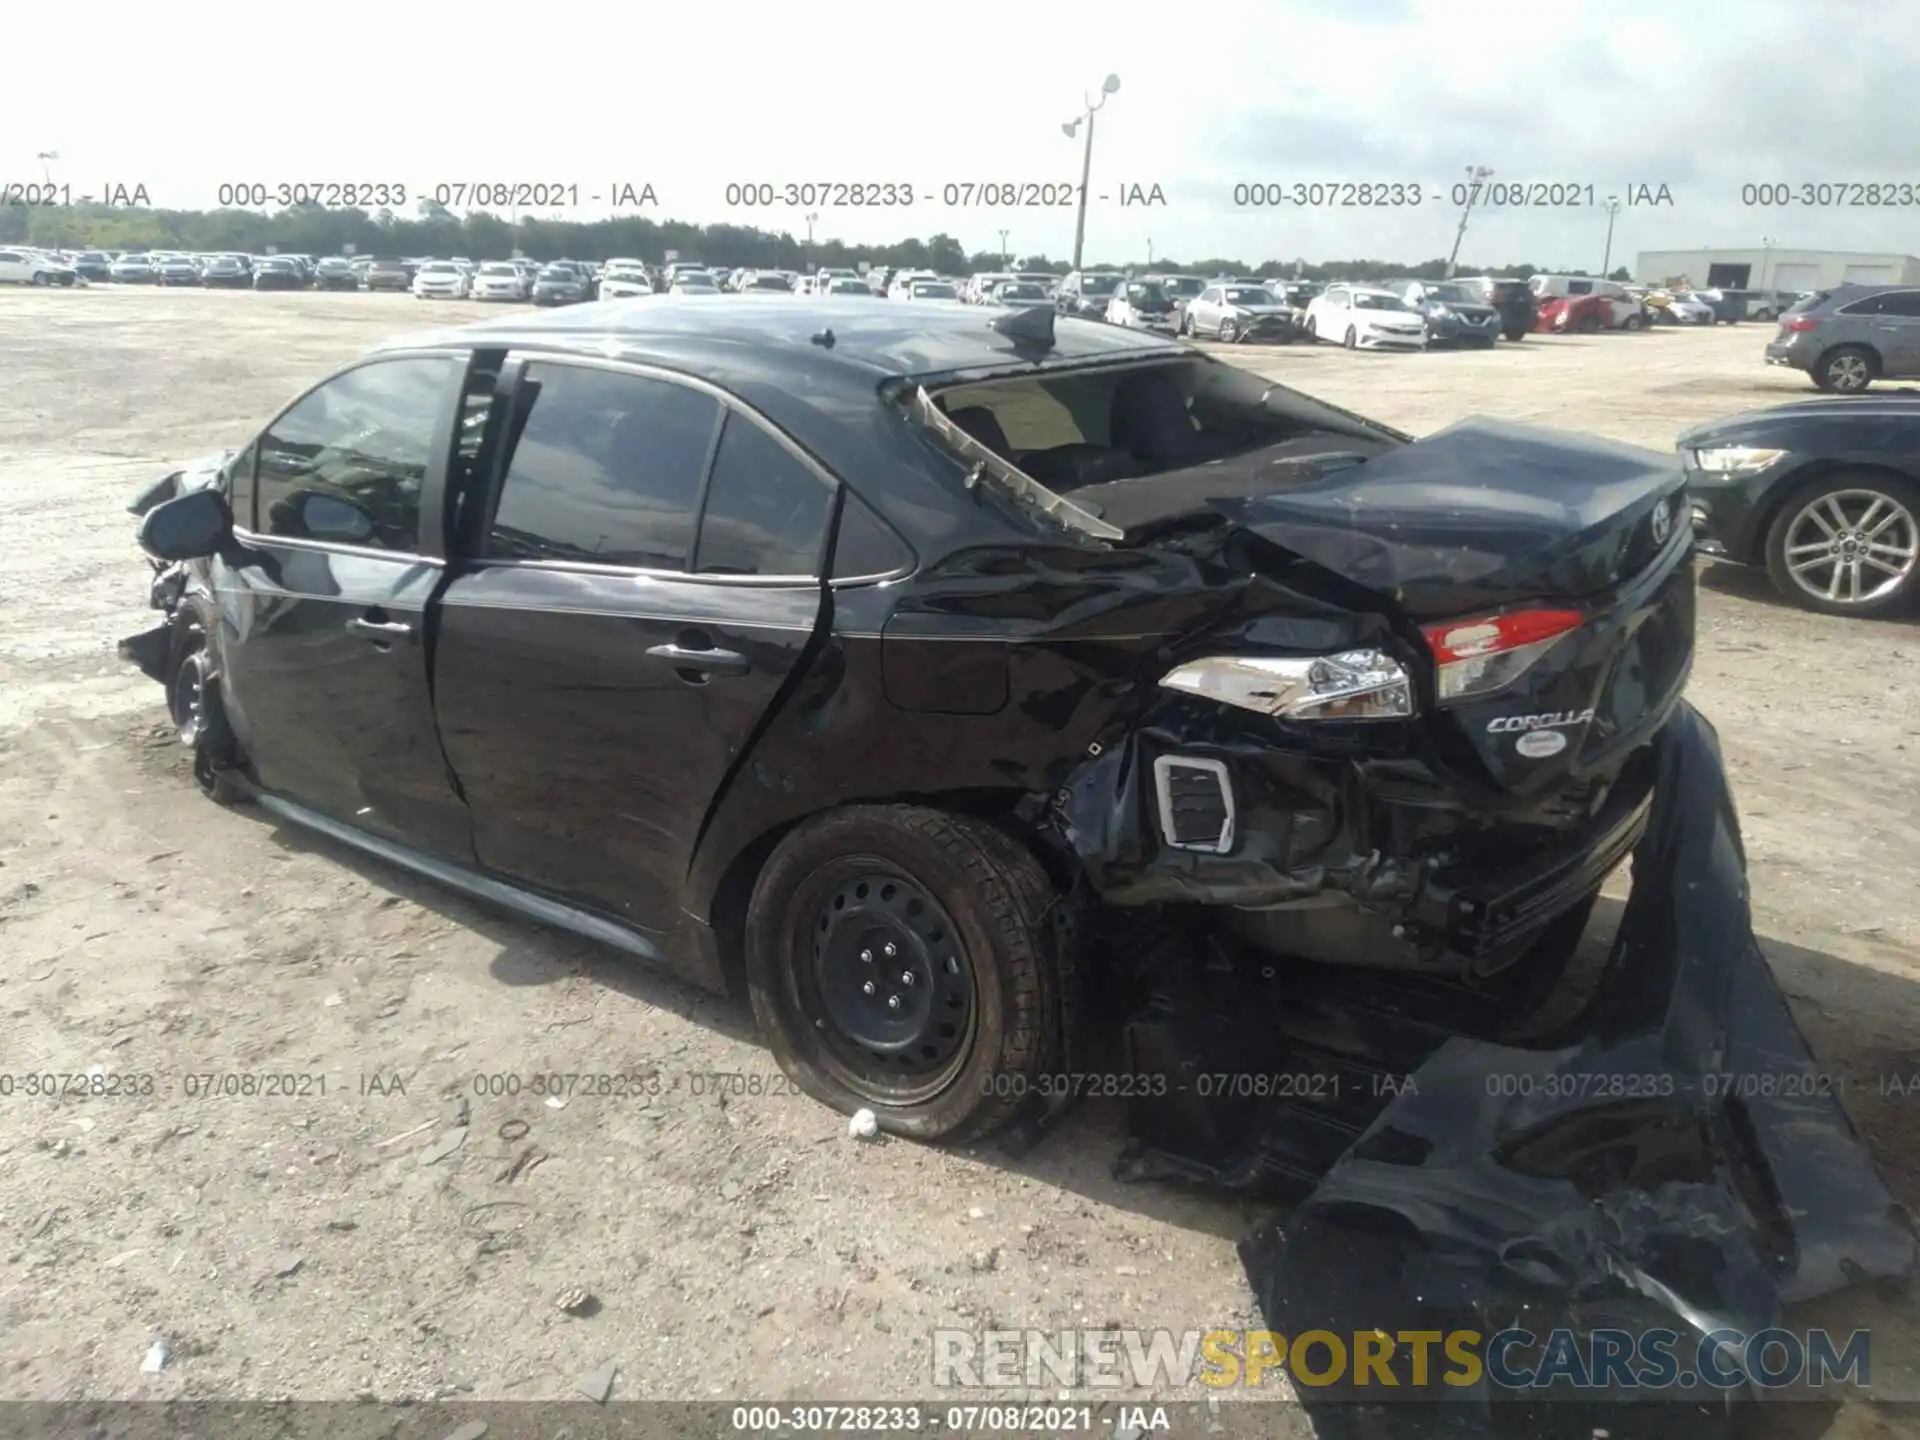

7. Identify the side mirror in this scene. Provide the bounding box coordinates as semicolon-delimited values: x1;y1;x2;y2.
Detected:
138;487;232;562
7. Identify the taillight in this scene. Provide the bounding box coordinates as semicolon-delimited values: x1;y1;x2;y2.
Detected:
1782;315;1820;333
1422;608;1585;702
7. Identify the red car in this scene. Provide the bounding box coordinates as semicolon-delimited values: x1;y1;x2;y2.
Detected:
1535;293;1613;334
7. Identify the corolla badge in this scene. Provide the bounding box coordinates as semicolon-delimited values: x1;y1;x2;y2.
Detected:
1650;498;1672;545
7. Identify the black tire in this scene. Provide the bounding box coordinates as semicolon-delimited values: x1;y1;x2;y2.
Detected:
1576;312;1601;334
167;642;245;804
744;805;1061;1142
1503;327;1527;341
31;271;51;287
1303;315;1317;341
1812;345;1877;394
1622;313;1644;331
1763;471;1920;617
1343;325;1357;349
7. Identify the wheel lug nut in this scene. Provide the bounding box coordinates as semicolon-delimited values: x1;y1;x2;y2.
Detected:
883;942;897;958
860;949;873;963
900;971;915;986
861;981;876;996
886;995;901;1010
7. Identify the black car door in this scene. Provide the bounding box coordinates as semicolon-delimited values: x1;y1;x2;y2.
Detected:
213;350;474;859
433;355;835;936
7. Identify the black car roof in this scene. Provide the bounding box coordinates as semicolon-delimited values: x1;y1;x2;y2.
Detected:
370;295;1181;382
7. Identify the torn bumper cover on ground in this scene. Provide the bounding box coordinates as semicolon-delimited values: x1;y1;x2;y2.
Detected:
1124;703;1914;1420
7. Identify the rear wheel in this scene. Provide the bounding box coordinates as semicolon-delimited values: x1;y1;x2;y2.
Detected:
1813;345;1877;394
1764;473;1920;616
744;806;1061;1141
1218;318;1239;343
1343;325;1358;349
1622;313;1644;331
31;271;51;287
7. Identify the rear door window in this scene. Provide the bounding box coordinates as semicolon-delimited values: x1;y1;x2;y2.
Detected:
1874;290;1920;318
487;363;721;569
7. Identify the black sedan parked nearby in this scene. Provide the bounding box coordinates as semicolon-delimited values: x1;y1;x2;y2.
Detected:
1681;397;1920;615
252;258;307;291
314;257;361;291
71;250;115;282
119;298;1696;1142
531;263;590;305
201;255;251;289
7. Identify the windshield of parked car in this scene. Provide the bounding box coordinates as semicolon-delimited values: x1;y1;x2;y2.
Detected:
1158;277;1204;298
911;283;958;299
1353;292;1412;310
1079;274;1122;296
538;266;574;280
420;262;458;274
753;275;793;289
1123;282;1169;304
999;284;1049;301
1425;284;1474;304
1224;288;1274;305
480;264;517;275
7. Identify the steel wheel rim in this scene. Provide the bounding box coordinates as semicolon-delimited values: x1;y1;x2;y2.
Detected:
794;866;978;1104
1783;488;1918;606
169;653;208;746
1828;353;1870;390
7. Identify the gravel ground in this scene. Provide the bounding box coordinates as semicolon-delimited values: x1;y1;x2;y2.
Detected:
1;290;1917;1430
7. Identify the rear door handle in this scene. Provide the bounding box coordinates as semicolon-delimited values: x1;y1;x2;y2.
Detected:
646;641;750;678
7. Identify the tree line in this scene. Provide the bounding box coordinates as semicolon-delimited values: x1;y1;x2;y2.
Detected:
0;200;1631;282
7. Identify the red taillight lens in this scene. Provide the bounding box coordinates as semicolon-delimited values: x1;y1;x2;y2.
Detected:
1422;608;1585;702
1782;315;1820;333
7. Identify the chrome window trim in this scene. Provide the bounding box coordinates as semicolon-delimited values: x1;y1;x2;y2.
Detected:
1152;755;1236;856
229;524;441;567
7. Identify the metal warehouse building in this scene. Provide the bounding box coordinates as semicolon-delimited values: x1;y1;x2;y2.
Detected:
1633;248;1920;292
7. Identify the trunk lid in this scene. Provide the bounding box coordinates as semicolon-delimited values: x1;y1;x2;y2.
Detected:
1195;418;1695;796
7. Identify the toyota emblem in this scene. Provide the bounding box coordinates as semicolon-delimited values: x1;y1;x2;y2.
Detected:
1650;499;1672;545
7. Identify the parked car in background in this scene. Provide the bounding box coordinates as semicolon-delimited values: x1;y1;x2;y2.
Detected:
1664;293;1716;326
1764;283;1920;394
1721;288;1793;322
313;257;361;292
365;259;413;292
1182;282;1296;343
1449;275;1538;340
470;262;529;302
1681;397;1920;615
826;276;879;296
1304;285;1427;349
251;258;306;291
1396;280;1502;347
1146;274;1206;314
989;281;1054;308
743;272;797;293
118;296;1696;1140
1104;279;1179;332
669;271;722;296
0;247;77;285
599;263;656;299
154;255;203;287
1693;288;1747;324
964;272;1014;304
412;261;471;300
1529;275;1646;331
71;250;114;282
907;280;962;302
531;264;590;306
108;255;157;284
1054;269;1124;317
1536;293;1614;334
201;255;252;289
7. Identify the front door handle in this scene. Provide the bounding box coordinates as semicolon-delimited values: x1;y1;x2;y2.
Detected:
348;617;414;641
646;641;750;678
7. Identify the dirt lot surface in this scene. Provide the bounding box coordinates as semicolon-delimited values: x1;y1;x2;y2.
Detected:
3;291;1918;1427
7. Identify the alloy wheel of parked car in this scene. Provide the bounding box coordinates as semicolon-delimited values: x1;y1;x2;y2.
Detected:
1343;326;1358;350
744;805;1059;1141
167;644;245;803
1622;313;1644;331
1765;476;1920;616
31;272;51;287
1218;319;1240;343
1814;346;1877;394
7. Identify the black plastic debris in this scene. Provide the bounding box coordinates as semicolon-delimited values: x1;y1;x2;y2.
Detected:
1118;704;1913;1435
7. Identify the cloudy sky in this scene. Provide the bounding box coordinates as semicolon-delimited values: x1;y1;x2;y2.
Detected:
4;0;1913;269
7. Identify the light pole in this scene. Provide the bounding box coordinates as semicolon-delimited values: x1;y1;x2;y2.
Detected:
1146;237;1154;266
804;211;819;271
1061;74;1120;272
1601;196;1621;277
1760;234;1779;289
1444;164;1493;279
997;228;1010;267
36;150;58;185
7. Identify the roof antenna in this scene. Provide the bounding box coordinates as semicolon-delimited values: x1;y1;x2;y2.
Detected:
810;328;836;349
989;305;1056;351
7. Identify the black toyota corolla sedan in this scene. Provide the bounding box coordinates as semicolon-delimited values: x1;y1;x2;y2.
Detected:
121;297;1697;1141
1680;396;1920;616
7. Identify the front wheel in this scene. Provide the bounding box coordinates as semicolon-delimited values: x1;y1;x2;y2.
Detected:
1622;313;1644;331
1218;318;1239;343
168;645;245;804
744;805;1062;1142
31;271;51;287
1764;473;1920;616
1343;325;1358;349
1303;315;1318;341
1503;327;1527;342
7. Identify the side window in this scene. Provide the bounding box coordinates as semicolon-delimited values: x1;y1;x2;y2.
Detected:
1876;291;1920;318
256;356;455;552
488;363;720;569
1838;294;1886;316
1199;287;1220;304
693;414;833;577
227;441;257;530
832;491;913;580
1568;279;1592;295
